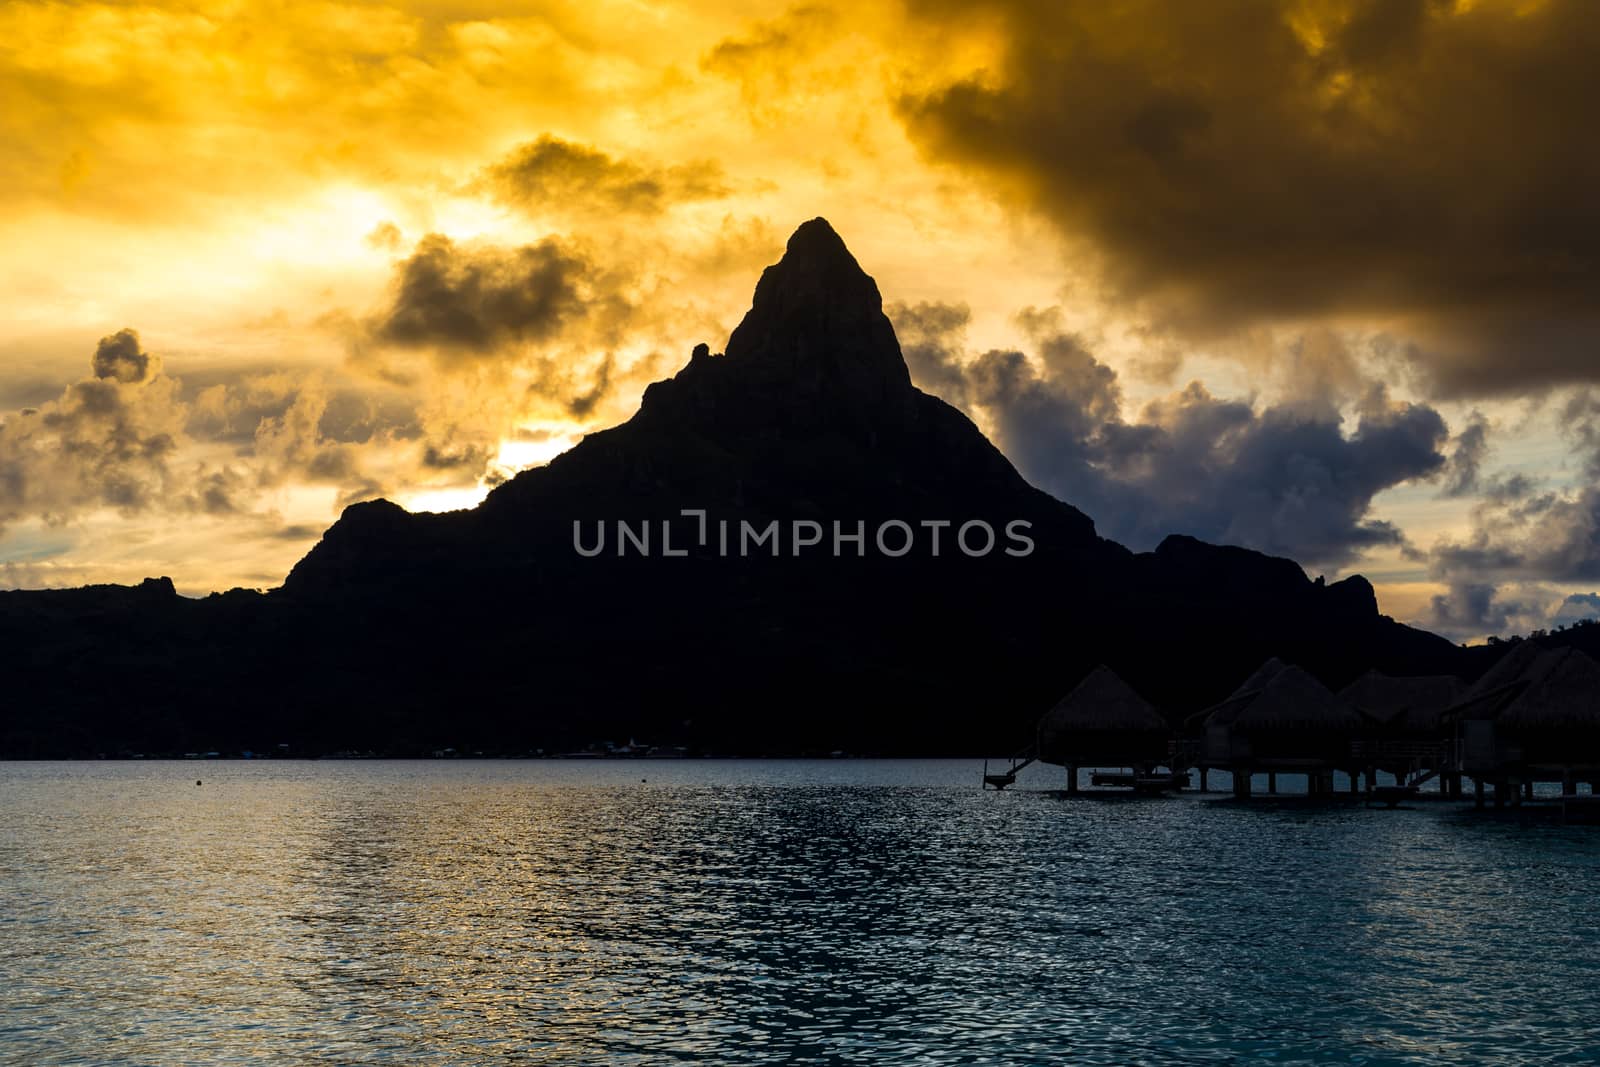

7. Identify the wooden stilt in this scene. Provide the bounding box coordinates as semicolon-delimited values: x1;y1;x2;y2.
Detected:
1474;779;1485;808
1067;764;1079;795
1267;771;1277;794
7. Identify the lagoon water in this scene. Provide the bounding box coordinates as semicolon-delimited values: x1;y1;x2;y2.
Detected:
3;760;1599;1065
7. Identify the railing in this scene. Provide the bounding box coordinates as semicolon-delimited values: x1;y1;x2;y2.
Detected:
1349;740;1456;763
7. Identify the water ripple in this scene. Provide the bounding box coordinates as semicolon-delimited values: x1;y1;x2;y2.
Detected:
3;760;1599;1064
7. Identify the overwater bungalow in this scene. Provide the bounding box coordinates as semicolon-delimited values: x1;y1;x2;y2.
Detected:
1196;663;1366;796
1036;665;1176;791
1177;656;1285;749
1341;670;1467;735
1451;646;1600;805
1340;670;1468;793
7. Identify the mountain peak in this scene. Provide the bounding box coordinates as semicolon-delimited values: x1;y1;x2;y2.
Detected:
782;217;853;267
721;218;911;398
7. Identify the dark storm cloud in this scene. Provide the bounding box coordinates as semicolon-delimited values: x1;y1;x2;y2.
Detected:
1555;593;1600;626
315;388;421;445
1420;419;1600;635
1480;472;1537;507
1564;390;1600;477
886;301;974;405
1440;412;1489;498
991;358;1448;565
183;370;431;497
480;136;729;217
885;304;1451;566
335;480;389;511
0;336;185;527
1433;488;1600;584
1425;581;1548;641
187;375;300;445
272;523;324;541
188;375;420;449
0;327;517;555
1427;394;1600;586
564;354;613;420
355;232;638;433
191;469;242;515
91;328;154;383
896;0;1600;395
0;332;452;535
702;5;838;91
370;234;602;355
420;442;493;471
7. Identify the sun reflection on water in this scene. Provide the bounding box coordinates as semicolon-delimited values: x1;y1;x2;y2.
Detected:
3;761;1600;1064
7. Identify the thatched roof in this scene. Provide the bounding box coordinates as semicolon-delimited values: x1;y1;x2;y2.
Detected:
1184;657;1290;730
1039;665;1169;737
1228;666;1365;734
1445;681;1527;723
1446;643;1569;723
1495;648;1600;729
1230;657;1288;699
1339;670;1466;728
1190;691;1257;731
1467;640;1548;696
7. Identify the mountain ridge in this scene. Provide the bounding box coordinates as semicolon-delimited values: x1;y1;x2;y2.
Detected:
1;219;1479;756
286;216;1106;593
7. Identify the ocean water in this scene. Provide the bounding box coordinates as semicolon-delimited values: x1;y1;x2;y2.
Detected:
2;760;1599;1065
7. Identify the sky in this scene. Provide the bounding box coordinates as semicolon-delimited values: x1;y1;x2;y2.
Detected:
1;0;1598;642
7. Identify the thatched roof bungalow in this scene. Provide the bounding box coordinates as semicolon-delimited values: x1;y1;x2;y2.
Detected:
1456;648;1600;774
1439;642;1550;742
1437;638;1544;720
1199;663;1364;766
1339;670;1466;737
1446;642;1563;724
1497;649;1600;733
1037;665;1172;768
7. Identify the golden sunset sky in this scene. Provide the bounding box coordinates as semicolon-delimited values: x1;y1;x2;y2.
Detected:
2;0;1598;641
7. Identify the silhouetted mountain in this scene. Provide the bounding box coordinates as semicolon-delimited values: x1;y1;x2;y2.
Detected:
286;220;1104;596
2;219;1471;756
